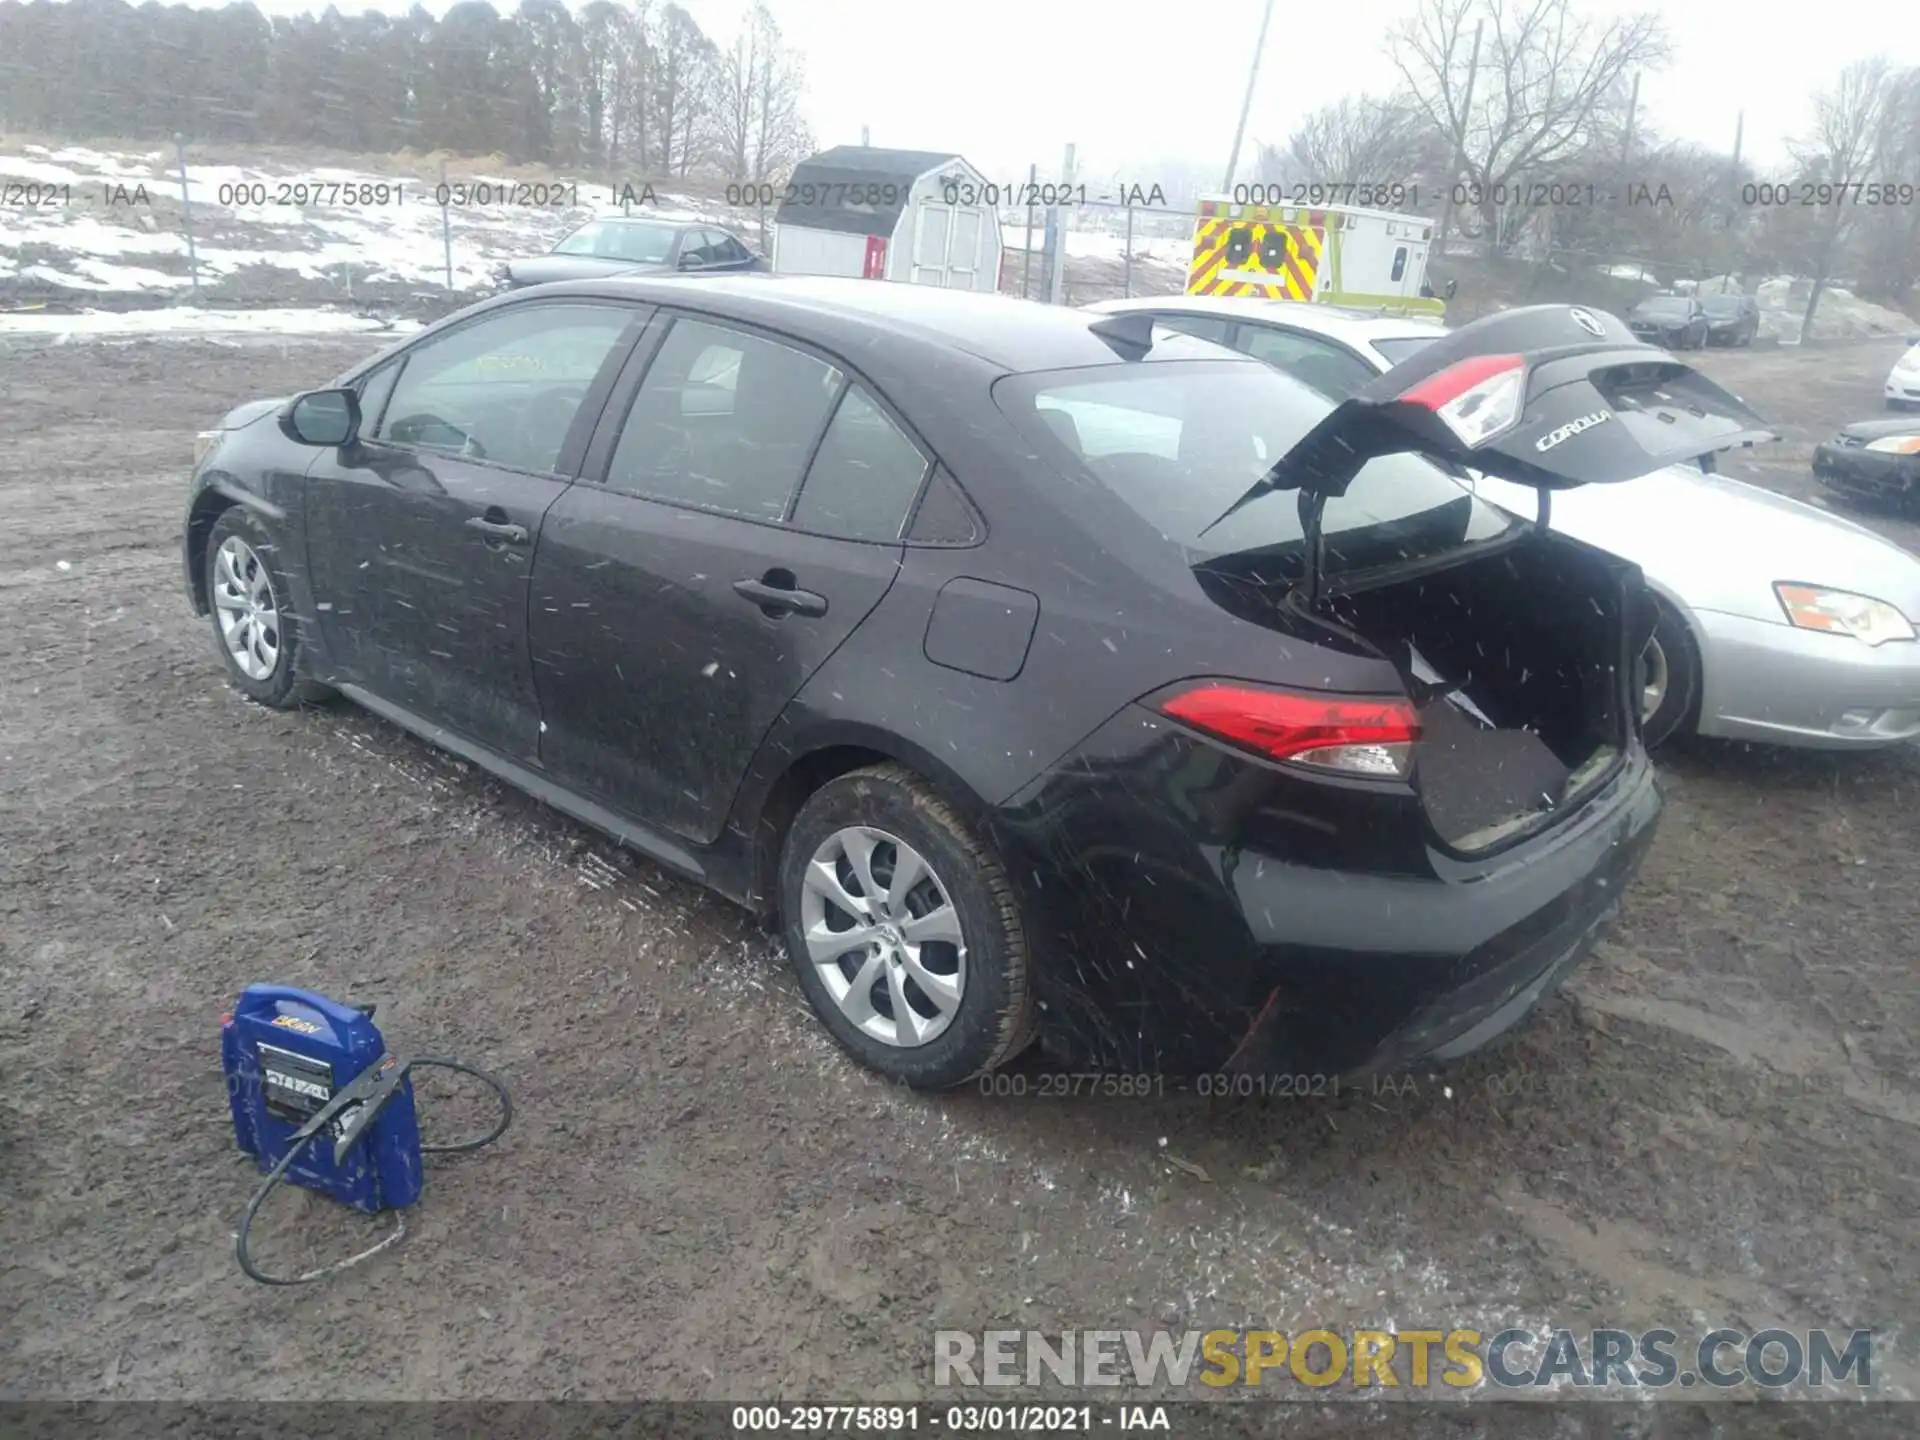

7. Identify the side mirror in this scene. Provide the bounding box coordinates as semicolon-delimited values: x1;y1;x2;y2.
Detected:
282;388;360;447
1444;279;1458;300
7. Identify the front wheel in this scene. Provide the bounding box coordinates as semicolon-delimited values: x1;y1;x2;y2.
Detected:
778;764;1037;1090
204;507;331;709
1639;600;1702;748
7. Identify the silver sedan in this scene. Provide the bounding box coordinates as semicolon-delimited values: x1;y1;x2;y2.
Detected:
1087;294;1920;749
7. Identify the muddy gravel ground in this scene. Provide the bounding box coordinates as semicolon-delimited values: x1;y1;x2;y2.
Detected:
2;326;1917;1429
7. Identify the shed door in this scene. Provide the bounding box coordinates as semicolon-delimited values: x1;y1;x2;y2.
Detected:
911;203;954;285
910;202;988;288
945;210;982;289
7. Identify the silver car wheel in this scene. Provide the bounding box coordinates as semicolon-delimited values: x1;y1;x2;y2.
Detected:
799;825;967;1048
212;535;281;681
1641;635;1669;721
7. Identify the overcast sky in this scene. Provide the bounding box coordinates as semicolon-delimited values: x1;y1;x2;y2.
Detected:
195;0;1918;180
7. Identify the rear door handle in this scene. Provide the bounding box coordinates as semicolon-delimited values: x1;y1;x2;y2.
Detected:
733;576;828;618
465;513;530;546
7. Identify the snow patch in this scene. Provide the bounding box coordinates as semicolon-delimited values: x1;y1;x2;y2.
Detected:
0;307;425;338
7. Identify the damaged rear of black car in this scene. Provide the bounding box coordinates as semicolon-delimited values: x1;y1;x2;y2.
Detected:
995;305;1773;1079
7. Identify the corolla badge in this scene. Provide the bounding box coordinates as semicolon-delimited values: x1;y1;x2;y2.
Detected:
1568;307;1607;337
1536;410;1611;451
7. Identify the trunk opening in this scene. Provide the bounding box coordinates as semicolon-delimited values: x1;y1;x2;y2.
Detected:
1204;533;1647;855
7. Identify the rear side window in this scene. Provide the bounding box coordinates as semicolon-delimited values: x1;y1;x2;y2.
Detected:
790;386;930;541
1153;314;1232;345
1235;327;1379;400
997;360;1513;574
605;317;842;520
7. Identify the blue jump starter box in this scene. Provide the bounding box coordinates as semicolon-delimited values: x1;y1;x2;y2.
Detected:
221;984;424;1213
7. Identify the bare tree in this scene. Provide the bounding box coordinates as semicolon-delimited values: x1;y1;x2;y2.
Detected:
748;6;808;186
1390;0;1668;252
711;11;758;182
1789;56;1901;340
1257;93;1448;192
650;4;716;177
1852;65;1920;305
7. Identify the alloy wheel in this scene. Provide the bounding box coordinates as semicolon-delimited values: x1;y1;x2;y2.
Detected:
212;535;281;681
1641;634;1669;722
798;825;967;1048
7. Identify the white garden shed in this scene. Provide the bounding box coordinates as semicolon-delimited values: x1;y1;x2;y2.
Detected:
771;147;1003;292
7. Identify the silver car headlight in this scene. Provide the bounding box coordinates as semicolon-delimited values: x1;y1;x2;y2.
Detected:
1774;583;1916;645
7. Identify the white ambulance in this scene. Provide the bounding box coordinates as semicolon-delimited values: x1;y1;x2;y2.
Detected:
1186;194;1449;318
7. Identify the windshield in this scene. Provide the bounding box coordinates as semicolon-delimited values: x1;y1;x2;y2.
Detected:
553;221;678;263
1372;335;1443;365
1636;298;1691;318
994;360;1516;574
1701;296;1745;316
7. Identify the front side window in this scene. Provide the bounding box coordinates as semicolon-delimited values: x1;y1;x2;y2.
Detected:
605;317;843;520
374;304;635;473
997;360;1513;578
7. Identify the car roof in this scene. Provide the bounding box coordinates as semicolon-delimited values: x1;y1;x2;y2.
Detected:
1087;294;1447;346
533;273;1261;373
581;216;707;231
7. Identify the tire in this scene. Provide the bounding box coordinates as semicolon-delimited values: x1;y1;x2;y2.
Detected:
203;506;332;709
777;763;1037;1090
1639;599;1702;749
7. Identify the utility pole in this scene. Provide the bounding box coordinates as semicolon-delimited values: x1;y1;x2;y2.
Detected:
1431;18;1483;259
1221;0;1276;193
860;125;870;147
1726;109;1744;235
1621;72;1641;165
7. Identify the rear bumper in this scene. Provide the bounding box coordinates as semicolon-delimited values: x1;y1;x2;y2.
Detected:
1692;608;1920;747
1814;444;1920;504
995;712;1662;1078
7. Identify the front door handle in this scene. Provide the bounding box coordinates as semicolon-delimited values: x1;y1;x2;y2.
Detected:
465;513;529;546
733;575;828;618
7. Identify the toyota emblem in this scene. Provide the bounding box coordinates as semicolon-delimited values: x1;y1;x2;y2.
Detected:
1569;307;1607;337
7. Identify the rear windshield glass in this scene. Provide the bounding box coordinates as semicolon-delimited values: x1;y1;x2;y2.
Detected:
554;221;677;263
993;360;1516;573
1371;335;1441;366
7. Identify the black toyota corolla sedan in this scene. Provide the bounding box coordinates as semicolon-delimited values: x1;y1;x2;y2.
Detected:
181;280;1770;1090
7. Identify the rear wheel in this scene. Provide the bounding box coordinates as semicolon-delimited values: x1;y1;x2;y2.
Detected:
1639;600;1701;748
204;507;331;709
777;764;1036;1090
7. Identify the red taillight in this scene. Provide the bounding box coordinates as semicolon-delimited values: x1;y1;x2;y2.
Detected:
1159;684;1421;779
1396;353;1526;448
1399;353;1523;409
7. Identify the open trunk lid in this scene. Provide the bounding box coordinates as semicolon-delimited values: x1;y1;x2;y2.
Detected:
1186;305;1773;852
1201;304;1777;592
